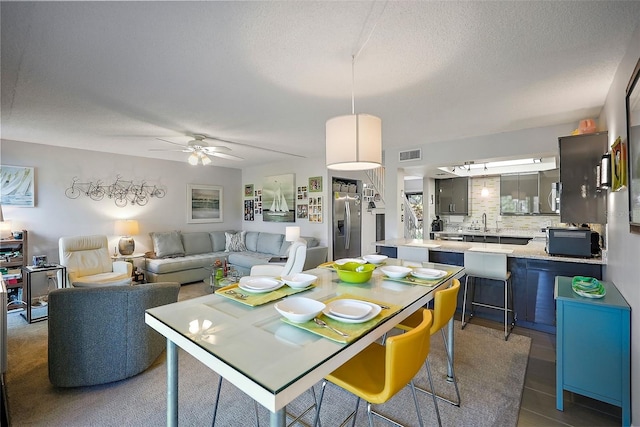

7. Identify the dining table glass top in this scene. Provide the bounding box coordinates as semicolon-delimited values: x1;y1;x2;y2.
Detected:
145;259;463;396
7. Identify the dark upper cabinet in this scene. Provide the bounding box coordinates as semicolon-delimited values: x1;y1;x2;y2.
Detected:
559;132;607;224
500;169;560;215
436;177;469;215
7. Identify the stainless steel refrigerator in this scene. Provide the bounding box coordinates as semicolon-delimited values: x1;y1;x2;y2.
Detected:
332;192;362;259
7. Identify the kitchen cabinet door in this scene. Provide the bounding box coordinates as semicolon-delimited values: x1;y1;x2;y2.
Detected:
559;132;607;224
436;177;469;215
538;169;560;214
500;173;538;214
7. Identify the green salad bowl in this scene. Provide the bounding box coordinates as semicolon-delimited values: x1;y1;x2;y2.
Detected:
334;262;376;284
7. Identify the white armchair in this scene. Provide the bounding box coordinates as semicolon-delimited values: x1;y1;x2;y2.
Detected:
59;235;133;287
250;239;307;277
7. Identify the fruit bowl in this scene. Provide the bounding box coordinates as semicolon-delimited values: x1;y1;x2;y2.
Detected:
334;262;376;284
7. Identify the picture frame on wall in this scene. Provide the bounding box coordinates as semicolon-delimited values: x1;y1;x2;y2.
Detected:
244;199;254;221
244;184;254;198
309;176;322;192
612;136;627;192
626;57;640;233
263;173;295;223
0;165;35;207
187;184;223;223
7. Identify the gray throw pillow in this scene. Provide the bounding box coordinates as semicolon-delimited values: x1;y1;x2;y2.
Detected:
151;231;185;258
225;231;247;252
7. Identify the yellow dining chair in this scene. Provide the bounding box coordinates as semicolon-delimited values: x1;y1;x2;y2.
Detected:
313;309;439;427
396;279;461;408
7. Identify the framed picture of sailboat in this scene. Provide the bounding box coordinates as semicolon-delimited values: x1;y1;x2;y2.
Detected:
263;173;295;223
0;165;35;207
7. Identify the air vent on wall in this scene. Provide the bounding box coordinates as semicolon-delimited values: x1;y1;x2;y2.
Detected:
399;149;421;162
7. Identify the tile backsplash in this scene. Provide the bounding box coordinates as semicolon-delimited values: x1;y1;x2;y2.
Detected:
438;176;561;234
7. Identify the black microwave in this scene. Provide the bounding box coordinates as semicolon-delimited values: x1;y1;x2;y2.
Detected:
545;228;599;257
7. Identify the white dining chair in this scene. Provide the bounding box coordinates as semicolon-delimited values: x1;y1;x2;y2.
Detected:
461;251;516;340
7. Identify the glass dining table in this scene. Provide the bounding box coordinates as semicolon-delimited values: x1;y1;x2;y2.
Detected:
145;259;465;427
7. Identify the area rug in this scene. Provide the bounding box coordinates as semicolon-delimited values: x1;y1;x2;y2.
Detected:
5;283;531;426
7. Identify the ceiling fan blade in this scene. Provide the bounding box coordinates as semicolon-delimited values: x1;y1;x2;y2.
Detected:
211;152;244;161
201;146;232;153
156;137;190;148
149;148;192;153
203;136;305;158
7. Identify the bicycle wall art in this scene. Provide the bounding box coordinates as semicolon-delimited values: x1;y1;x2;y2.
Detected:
65;175;166;207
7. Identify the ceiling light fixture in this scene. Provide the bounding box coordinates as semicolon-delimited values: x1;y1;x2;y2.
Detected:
326;4;386;171
188;149;212;166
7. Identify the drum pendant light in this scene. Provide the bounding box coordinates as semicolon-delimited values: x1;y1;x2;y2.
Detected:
326;8;384;172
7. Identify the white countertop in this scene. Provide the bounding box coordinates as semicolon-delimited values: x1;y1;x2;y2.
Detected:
376;238;604;265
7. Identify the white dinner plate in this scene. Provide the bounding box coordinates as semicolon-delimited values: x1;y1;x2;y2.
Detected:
411;268;447;280
328;299;372;319
238;277;284;293
323;299;381;324
334;258;366;265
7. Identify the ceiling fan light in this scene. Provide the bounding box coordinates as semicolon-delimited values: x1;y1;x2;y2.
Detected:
201;154;212;165
188;152;199;165
326;114;382;171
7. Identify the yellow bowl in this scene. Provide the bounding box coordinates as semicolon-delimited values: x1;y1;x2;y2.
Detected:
334;262;376;284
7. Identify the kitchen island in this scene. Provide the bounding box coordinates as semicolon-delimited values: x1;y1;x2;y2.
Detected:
376;237;604;333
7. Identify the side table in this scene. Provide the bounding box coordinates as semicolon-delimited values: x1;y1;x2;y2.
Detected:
21;264;67;323
555;276;630;426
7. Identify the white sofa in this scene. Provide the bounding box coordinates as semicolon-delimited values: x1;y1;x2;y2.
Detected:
143;230;327;284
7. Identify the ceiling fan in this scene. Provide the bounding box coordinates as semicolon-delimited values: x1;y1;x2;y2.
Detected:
151;134;244;165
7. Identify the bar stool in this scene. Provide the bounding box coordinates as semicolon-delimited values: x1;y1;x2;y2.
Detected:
461;251;515;340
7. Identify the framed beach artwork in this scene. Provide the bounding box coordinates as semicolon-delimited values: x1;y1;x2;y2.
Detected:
187;184;223;223
263;173;295;222
0;165;35;207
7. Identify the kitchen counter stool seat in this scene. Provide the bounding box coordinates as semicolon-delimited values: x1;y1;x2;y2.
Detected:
461;251;515;340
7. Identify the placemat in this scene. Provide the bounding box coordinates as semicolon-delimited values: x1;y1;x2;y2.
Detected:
317;261;336;270
215;283;314;306
381;270;452;287
281;293;402;343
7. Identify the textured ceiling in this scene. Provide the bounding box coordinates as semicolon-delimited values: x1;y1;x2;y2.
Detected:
2;1;640;169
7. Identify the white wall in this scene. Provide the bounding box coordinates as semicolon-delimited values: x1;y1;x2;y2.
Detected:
1;140;242;264
599;22;640;424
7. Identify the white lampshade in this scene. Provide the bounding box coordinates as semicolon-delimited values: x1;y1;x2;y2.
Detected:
201;154;212;165
188;152;199;165
114;219;139;237
326;114;382;171
285;226;301;242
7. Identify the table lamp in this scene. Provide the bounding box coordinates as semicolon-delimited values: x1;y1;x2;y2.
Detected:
0;204;12;239
285;226;300;242
115;219;139;255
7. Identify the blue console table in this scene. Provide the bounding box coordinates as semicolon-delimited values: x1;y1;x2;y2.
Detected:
555;276;630;426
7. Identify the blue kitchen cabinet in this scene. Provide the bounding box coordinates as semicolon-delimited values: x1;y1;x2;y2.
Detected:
555;276;630;426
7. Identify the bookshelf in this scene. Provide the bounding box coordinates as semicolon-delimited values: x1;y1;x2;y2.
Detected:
0;230;28;311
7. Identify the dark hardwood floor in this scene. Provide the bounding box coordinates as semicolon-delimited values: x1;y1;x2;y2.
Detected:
462;316;622;426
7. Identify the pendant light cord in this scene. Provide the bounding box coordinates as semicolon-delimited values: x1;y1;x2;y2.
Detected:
350;0;388;115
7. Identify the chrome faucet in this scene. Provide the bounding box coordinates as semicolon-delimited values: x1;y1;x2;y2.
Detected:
482;212;488;232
